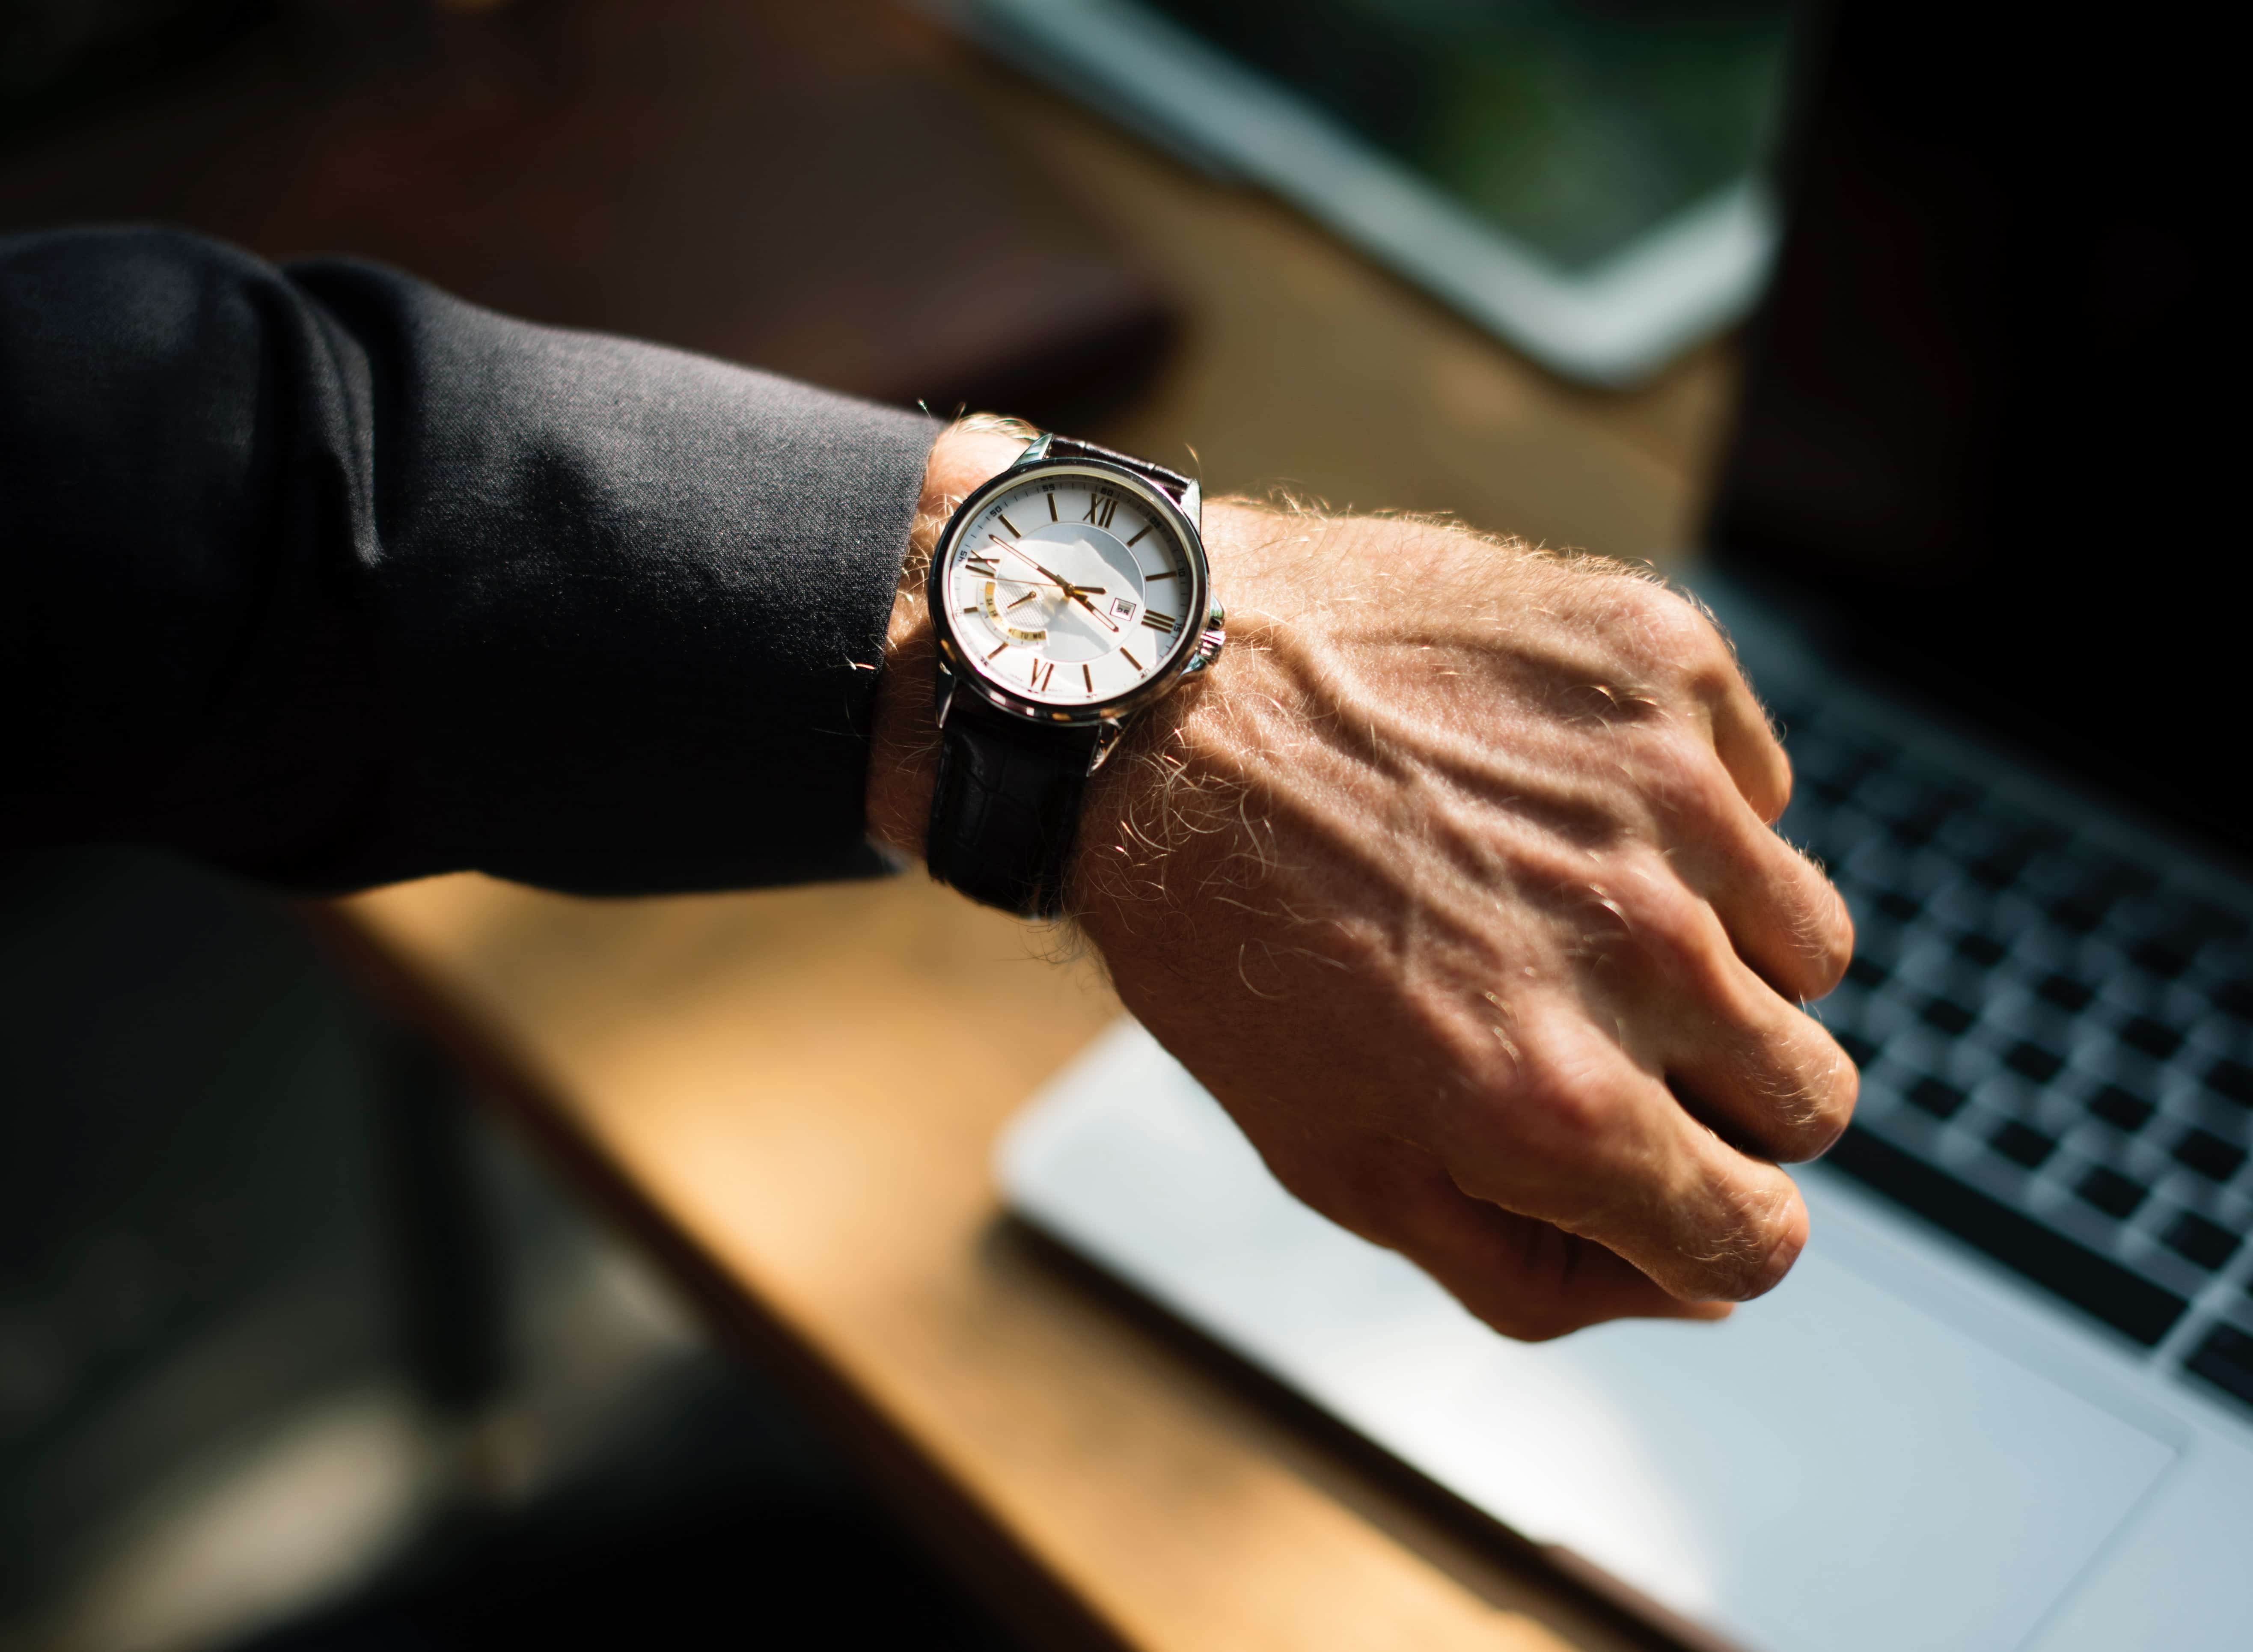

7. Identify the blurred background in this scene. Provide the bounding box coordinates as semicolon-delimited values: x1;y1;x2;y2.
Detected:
0;3;1802;1648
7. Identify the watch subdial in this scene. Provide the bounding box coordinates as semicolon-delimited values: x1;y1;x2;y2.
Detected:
981;580;1054;645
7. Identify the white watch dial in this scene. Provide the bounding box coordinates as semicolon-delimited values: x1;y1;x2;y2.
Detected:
941;469;1195;708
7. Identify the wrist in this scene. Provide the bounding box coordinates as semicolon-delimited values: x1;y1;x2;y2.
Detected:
867;419;1032;864
1068;500;1293;936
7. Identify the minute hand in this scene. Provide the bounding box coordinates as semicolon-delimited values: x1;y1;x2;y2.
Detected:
993;539;1118;630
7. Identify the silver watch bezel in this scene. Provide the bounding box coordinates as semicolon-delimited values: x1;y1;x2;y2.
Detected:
927;452;1214;732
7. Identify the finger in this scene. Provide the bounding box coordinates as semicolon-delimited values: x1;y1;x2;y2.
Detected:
1427;1010;1811;1304
1705;665;1793;824
1659;942;1861;1164
1278;1131;1731;1340
1396;1191;1736;1340
1602;854;1856;1157
1679;784;1855;1001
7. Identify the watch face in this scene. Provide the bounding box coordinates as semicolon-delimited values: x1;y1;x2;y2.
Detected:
935;464;1203;716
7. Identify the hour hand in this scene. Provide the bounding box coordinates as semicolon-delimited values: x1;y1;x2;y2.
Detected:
1067;589;1120;631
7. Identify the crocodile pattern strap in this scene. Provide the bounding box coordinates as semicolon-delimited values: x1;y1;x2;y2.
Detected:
926;698;1101;918
1042;435;1194;506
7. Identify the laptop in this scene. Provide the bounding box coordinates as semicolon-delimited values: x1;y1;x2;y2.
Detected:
996;5;2248;1650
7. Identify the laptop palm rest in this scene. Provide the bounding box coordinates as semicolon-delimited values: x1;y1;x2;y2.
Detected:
1002;1022;2179;1652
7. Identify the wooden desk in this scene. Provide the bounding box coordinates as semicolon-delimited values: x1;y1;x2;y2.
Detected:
332;50;1735;1652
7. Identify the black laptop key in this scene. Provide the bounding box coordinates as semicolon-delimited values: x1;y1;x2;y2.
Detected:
1920;997;1977;1036
1875;890;1921;924
1966;858;2018;892
2088;1084;2156;1134
1887;800;1958;848
2036;973;2095;1013
2076;1166;2149;1220
1825;1129;2188;1346
1990;1121;2058;1170
2173;1127;2248;1183
1859;772;1971;847
2161;1210;2242;1272
2004;1041;2064;1084
2183;898;2246;940
2049;861;2157;936
2135;903;2251;980
2119;1016;2185;1062
1834;1030;1879;1068
1906;1077;1968;1120
2207;1058;2253;1108
2184;1323;2253;1414
1853;924;1902;969
1792;736;1889;799
1954;931;2008;969
2128;937;2197;981
1845;954;1889;989
1965;832;2050;891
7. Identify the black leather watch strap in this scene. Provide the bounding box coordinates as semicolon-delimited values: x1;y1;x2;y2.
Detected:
1042;435;1194;505
926;698;1100;919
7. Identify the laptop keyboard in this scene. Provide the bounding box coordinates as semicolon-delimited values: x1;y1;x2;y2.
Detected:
1766;687;2253;1420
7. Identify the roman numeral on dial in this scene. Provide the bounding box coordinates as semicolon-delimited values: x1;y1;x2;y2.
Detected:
1140;610;1180;635
963;553;998;576
1029;658;1055;693
1083;493;1118;530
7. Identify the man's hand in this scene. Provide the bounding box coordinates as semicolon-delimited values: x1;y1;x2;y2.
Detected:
871;423;1856;1341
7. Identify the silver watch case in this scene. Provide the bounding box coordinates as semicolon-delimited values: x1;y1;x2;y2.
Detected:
927;440;1225;761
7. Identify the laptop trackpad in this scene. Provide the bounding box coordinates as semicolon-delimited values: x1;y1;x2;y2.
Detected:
1378;1237;2176;1652
1002;1025;2179;1652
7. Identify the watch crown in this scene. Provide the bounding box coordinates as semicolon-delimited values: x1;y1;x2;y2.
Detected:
1186;601;1227;674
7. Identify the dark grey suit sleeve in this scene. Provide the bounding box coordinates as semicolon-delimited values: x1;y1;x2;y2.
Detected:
0;226;938;893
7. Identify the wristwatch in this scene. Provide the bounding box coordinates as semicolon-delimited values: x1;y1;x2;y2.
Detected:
924;432;1225;918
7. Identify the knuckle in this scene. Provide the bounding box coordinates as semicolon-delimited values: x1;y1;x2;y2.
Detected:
1635;585;1732;674
1737;1190;1810;1299
1634;730;1735;825
1769;746;1798;815
1611;861;1733;986
1688;1175;1807;1302
1509;1026;1631;1153
1804;877;1856;990
1731;1016;1860;1163
1794;1030;1862;1153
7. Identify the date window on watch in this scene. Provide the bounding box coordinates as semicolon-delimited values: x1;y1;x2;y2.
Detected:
1109;595;1139;623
